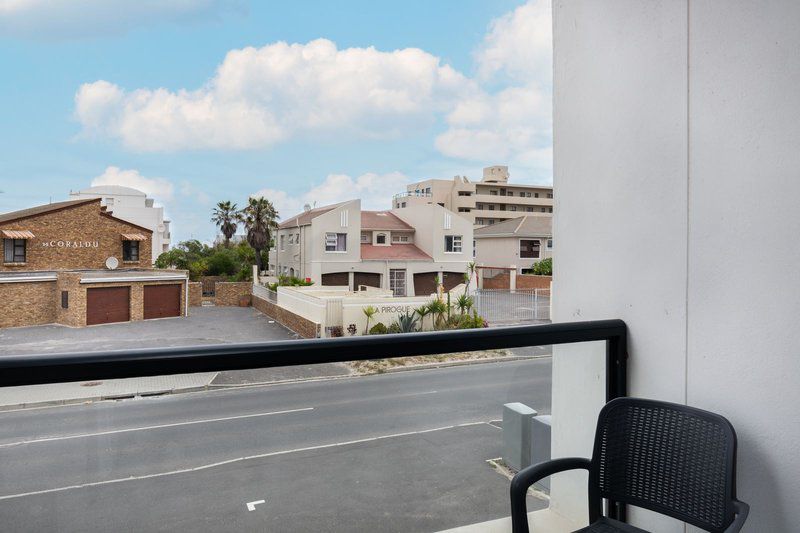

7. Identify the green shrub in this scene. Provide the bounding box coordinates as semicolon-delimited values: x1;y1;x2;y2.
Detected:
388;322;401;334
206;249;238;277
531;257;552;276
369;322;389;335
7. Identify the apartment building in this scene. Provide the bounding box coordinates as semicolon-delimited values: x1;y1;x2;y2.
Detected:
392;165;554;228
70;185;171;262
0;198;187;328
270;200;472;296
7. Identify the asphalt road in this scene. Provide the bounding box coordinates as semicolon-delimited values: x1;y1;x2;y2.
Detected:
0;358;552;532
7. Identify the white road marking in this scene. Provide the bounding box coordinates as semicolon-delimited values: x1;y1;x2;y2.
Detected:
0;421;491;501
246;500;265;512
0;407;314;448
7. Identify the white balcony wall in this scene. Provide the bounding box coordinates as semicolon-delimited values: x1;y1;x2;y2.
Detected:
553;1;800;531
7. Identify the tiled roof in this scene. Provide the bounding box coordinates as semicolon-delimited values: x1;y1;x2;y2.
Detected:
474;215;552;238
360;243;432;261
361;211;414;231
278;203;344;229
0;199;99;225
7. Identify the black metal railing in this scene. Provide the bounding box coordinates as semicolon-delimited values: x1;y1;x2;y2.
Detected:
0;319;628;522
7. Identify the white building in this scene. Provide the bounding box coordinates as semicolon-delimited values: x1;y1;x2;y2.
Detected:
473;215;553;274
69;185;171;263
270;200;473;296
392;165;553;228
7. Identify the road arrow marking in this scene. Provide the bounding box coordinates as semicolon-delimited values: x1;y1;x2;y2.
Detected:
246;500;266;512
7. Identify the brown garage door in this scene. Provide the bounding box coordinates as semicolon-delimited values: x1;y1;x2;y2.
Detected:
413;272;438;296
86;286;130;326
321;272;349;286
144;284;182;319
353;272;380;290
441;271;464;292
414;271;464;296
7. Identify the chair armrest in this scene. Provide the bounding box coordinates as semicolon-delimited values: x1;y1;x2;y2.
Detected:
510;457;592;533
724;500;750;533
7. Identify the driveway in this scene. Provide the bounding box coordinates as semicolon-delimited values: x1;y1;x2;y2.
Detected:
0;307;300;355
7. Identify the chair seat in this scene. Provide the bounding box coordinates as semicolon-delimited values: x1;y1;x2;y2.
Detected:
574;517;650;533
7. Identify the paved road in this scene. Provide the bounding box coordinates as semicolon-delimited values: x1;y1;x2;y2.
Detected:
0;358;552;532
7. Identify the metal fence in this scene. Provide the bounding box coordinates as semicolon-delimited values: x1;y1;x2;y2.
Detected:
474;288;551;324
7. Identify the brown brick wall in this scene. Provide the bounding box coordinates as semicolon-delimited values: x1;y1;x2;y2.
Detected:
1;200;152;271
516;274;552;290
215;282;252;306
252;294;320;338
481;272;552;290
188;282;202;307
0;281;57;328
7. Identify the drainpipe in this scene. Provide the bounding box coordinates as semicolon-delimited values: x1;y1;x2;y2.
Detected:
184;275;189;316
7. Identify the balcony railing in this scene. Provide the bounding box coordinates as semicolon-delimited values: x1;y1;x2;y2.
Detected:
0;320;629;528
393;191;433;199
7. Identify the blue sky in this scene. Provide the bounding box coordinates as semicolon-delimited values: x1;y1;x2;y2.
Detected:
0;0;552;244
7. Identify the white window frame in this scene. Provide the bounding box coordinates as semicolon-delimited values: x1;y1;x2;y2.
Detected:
325;232;347;253
444;235;462;253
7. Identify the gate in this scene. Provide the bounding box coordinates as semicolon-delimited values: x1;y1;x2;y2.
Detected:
324;298;344;337
474;288;550;324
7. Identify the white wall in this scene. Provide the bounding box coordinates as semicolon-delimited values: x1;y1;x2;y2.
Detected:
552;1;800;531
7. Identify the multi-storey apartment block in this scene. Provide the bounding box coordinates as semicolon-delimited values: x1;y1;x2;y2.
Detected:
270;200;472;296
392;165;553;228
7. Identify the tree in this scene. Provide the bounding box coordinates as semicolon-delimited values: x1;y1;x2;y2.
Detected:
212;201;239;247
531;257;553;276
240;196;278;274
414;305;431;332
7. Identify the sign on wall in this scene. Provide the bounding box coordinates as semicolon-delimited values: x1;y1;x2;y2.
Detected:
41;240;100;249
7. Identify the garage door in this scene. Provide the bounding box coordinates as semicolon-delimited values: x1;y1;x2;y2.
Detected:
144;284;182;319
321;272;349;286
353;272;380;290
413;272;438;296
413;272;465;296
86;286;130;326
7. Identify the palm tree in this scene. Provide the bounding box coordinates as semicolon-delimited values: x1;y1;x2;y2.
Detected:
456;293;474;315
363;305;377;335
240;196;279;274
427;299;448;330
464;261;476;295
415;305;431;332
211;201;238;247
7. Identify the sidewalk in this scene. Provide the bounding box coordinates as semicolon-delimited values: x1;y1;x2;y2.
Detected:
0;373;217;410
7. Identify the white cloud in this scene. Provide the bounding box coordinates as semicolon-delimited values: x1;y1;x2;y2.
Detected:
252;171;410;220
74;39;471;152
91;166;175;202
474;0;552;84
435;0;553;181
0;0;240;39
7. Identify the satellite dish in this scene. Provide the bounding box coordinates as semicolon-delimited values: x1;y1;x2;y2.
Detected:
105;257;119;270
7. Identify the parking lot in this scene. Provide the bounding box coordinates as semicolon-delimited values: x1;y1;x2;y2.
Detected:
0;306;299;356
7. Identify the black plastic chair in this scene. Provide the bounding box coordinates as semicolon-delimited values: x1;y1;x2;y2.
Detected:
510;397;749;533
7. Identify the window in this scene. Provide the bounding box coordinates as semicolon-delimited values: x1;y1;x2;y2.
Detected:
510;206;517;212
122;240;139;261
507;191;514;197
526;207;533;212
457;191;472;196
520;239;541;259
61;291;69;309
280;234;285;251
488;205;495;211
473;240;476;258
547;193;553;198
376;233;387;244
288;234;294;245
548;207;553;213
3;238;26;263
425;187;431;194
476;203;483;209
444;235;462;253
534;192;539;198
401;202;406;208
547;239;553;249
541;207;546;212
489;190;498;195
458;207;471;212
526;192;532;198
392;234;409;243
295;233;300;244
325;232;347;252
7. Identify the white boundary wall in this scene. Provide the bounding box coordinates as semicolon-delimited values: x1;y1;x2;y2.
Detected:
552;2;800;531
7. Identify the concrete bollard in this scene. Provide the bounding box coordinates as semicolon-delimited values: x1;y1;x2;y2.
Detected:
503;403;538;471
530;415;552;492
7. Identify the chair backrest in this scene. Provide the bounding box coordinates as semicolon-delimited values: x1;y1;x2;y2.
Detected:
590;398;738;532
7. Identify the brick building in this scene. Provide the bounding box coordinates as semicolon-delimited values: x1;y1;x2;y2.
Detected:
0;199;188;329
